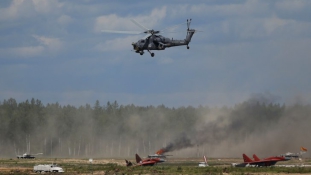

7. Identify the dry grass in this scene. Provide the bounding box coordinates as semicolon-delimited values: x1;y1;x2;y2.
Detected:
0;157;310;174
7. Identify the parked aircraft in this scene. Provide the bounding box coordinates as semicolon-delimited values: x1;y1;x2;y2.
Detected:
17;152;43;159
279;146;308;159
125;153;165;166
148;149;172;159
232;154;289;167
280;152;300;158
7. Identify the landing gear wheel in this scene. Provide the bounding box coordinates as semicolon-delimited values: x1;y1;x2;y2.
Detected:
187;46;190;49
147;50;154;57
140;52;144;55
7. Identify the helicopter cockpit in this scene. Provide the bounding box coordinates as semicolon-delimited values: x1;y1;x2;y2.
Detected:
139;39;145;43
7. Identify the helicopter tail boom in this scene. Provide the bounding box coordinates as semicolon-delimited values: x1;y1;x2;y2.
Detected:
163;29;195;48
164;19;195;48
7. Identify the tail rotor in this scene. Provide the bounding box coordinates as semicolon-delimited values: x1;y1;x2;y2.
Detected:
187;19;192;31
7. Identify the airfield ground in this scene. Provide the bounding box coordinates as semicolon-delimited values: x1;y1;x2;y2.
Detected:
0;157;310;174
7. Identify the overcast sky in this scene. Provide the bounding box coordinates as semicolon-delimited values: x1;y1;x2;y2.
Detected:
1;0;311;107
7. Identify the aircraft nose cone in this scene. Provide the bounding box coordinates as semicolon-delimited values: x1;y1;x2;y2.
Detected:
132;42;139;51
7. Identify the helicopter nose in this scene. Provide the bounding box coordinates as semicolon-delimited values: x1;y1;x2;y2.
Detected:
132;42;139;51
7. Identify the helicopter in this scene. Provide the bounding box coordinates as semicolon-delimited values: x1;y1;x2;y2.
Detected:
102;19;197;57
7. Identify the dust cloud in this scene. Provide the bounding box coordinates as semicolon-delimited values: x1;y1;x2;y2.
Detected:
0;94;310;159
143;93;311;158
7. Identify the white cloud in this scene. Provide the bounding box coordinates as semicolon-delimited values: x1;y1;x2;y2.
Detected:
137;6;167;26
32;0;54;14
0;0;64;21
263;14;289;34
94;6;167;33
96;36;139;52
170;1;269;19
57;14;73;25
1;46;44;58
0;0;24;21
275;0;308;12
94;14;132;33
31;0;64;14
1;35;63;58
32;35;63;52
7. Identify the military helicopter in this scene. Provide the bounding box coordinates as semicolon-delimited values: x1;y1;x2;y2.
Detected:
102;19;197;57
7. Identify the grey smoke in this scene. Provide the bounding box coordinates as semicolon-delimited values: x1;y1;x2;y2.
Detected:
158;93;310;158
161;133;193;153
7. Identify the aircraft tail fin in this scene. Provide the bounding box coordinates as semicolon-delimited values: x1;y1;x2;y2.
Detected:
185;29;195;44
243;154;253;163
253;154;260;161
203;155;208;165
185;19;195;44
135;154;142;163
125;159;133;166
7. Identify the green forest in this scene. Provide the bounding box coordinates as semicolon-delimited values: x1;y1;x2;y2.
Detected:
0;98;310;158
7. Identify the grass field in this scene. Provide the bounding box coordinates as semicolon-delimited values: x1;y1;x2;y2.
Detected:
0;157;311;174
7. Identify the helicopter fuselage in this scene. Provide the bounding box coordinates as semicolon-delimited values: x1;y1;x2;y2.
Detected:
132;29;195;56
133;35;171;51
102;18;196;57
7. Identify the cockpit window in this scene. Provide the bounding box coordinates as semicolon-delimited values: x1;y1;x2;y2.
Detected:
140;40;145;43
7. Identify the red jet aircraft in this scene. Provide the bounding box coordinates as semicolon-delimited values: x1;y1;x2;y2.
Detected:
125;153;165;166
232;154;290;167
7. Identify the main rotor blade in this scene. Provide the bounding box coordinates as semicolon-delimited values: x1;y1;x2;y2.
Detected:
131;19;150;31
142;34;151;39
101;30;143;35
160;21;188;33
194;30;204;32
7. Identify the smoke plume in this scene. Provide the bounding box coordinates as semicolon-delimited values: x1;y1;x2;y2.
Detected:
160;133;193;154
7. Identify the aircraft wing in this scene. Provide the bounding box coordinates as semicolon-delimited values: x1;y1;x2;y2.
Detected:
101;30;143;34
138;160;156;166
248;160;278;167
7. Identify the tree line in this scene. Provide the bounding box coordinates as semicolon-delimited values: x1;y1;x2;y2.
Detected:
0;98;310;158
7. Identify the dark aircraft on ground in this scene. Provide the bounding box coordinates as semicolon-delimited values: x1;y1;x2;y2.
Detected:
148;149;172;159
102;19;197;57
279;146;308;159
125;153;165;166
17;152;43;159
232;154;290;167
